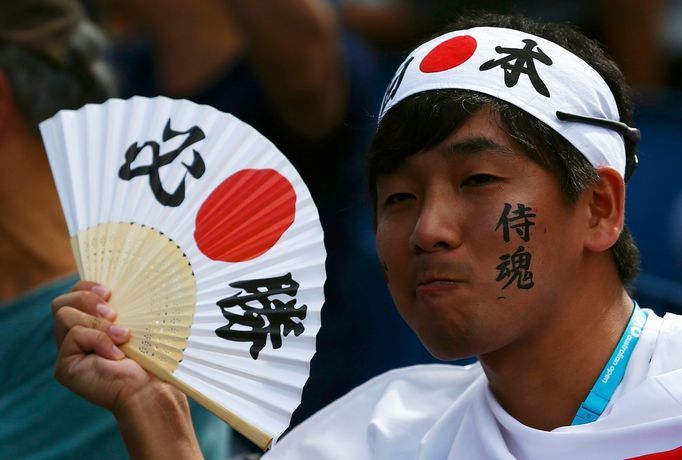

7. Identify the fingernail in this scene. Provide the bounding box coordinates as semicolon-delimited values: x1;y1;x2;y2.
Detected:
109;325;129;340
91;285;110;298
96;303;115;319
111;345;125;359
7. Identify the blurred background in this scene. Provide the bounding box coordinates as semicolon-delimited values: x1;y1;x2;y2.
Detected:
19;0;682;457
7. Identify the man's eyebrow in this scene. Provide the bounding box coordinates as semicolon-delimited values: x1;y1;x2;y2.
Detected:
442;137;515;157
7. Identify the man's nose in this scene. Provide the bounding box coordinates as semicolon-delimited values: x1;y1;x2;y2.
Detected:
409;195;462;253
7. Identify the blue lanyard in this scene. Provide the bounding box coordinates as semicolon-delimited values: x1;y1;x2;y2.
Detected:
571;302;648;425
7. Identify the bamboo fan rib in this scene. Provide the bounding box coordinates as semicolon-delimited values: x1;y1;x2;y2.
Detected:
75;222;196;373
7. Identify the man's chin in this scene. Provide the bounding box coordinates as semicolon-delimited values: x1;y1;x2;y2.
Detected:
418;333;478;362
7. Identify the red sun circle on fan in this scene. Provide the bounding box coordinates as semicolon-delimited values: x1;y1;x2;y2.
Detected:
194;168;296;262
419;35;477;73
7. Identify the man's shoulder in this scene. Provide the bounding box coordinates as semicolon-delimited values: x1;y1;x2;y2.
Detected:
660;310;682;333
313;361;484;424
268;363;484;459
649;311;682;375
358;361;483;394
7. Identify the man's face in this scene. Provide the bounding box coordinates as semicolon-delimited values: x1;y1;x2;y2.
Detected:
374;108;588;360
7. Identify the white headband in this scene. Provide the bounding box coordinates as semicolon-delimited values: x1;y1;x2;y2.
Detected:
379;27;633;177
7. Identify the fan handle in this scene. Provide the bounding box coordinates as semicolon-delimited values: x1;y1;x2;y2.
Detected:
120;343;274;451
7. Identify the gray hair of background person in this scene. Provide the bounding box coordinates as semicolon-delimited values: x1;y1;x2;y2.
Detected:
0;0;116;131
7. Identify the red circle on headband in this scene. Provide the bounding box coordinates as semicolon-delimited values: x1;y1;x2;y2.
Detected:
420;35;477;73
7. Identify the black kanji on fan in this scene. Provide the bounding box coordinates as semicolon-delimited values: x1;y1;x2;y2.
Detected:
119;119;206;207
479;38;553;97
215;273;307;360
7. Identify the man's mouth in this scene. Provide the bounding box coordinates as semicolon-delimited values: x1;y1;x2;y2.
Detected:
415;275;464;295
417;276;460;286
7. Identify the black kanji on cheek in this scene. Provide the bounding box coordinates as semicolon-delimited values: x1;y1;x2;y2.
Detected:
495;202;537;290
479;38;553;97
495;202;536;243
496;245;535;289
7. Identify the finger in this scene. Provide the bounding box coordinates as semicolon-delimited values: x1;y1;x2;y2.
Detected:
55;325;155;413
58;324;126;367
54;306;130;348
54;325;127;408
71;280;112;301
52;290;116;321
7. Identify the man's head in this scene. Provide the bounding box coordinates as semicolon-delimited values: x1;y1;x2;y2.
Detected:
368;13;641;360
0;0;113;133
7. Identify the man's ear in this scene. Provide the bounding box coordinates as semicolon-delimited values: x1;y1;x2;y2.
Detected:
583;167;625;253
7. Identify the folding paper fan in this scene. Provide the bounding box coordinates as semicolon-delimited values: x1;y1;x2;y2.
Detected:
39;96;326;450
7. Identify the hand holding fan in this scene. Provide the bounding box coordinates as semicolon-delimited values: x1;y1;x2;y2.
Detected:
39;96;326;450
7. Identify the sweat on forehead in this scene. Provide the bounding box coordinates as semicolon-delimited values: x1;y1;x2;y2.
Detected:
378;26;628;177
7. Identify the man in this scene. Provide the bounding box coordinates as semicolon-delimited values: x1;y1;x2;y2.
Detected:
51;13;682;459
0;1;229;458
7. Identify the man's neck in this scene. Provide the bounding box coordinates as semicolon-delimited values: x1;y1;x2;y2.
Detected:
0;136;76;302
479;273;633;431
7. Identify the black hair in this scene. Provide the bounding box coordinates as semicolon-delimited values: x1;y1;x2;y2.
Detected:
367;12;640;287
0;27;113;132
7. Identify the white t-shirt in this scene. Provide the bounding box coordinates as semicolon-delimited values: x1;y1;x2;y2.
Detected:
264;311;682;459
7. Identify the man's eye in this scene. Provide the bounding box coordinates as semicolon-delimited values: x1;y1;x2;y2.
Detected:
384;192;414;206
462;174;496;187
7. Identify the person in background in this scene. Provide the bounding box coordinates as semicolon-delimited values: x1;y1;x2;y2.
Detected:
0;1;230;458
